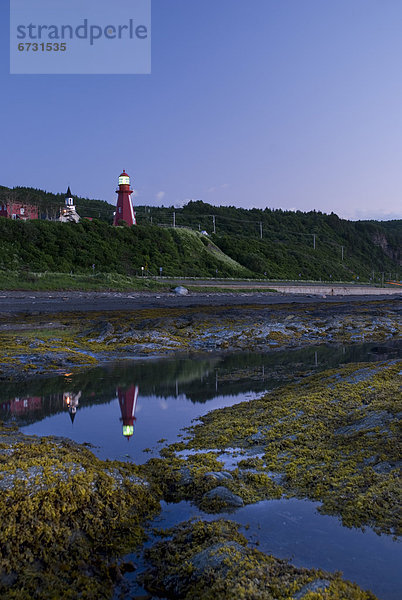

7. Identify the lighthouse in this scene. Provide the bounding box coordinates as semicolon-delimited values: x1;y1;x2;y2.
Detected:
118;385;139;440
113;170;136;226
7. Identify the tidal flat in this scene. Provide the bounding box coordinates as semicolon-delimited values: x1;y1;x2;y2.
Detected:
0;298;400;599
0;298;400;380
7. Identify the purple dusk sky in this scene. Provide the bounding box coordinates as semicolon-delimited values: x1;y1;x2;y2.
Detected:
1;0;402;220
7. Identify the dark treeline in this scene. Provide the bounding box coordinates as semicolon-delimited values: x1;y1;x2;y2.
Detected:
0;186;400;280
137;201;401;280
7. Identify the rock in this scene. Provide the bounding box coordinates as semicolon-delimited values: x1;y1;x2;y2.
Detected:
335;411;392;436
294;578;330;599
202;486;244;508
120;560;136;574
108;563;123;583
204;471;233;483
173;286;189;296
178;466;193;486
372;461;402;475
174;316;194;329
191;541;246;577
249;431;266;444
83;320;114;342
144;542;244;599
0;572;18;587
248;426;271;444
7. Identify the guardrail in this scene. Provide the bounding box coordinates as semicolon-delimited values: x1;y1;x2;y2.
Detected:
148;276;395;287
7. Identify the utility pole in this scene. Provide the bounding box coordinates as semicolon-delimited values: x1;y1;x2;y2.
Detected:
260;222;263;239
313;234;316;250
212;215;216;234
173;211;176;228
341;246;344;261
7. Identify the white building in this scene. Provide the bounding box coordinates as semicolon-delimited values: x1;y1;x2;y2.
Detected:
60;187;80;223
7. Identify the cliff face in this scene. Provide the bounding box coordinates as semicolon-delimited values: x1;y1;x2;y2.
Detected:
372;231;401;266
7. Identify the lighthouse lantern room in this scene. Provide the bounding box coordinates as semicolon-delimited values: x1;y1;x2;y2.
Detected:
113;170;136;226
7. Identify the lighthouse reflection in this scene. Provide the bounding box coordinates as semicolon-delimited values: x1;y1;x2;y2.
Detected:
63;386;140;439
117;385;139;440
64;391;81;423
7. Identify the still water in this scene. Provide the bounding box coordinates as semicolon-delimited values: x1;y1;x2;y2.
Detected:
1;342;401;600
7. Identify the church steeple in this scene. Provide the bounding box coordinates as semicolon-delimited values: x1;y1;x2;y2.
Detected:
60;185;80;222
65;187;74;207
64;392;81;424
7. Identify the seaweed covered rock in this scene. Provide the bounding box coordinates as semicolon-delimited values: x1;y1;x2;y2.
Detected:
141;519;377;600
0;424;159;600
201;485;244;510
142;449;282;511
149;360;401;535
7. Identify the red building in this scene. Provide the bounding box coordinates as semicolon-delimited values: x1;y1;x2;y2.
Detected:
0;396;42;415
0;201;38;220
117;385;139;440
113;170;136;226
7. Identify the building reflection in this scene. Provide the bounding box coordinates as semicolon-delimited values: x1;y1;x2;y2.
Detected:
63;392;81;423
0;396;42;415
117;385;139;440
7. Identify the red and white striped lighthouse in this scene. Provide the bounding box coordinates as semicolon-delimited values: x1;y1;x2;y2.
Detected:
113;170;136;226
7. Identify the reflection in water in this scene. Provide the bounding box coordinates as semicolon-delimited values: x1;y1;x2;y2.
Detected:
0;341;400;430
2;343;400;600
0;396;42;415
118;385;139;440
64;391;81;423
1;386;140;440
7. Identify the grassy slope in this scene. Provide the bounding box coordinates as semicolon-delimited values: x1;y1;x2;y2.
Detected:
172;228;250;276
0;185;400;284
0;220;251;289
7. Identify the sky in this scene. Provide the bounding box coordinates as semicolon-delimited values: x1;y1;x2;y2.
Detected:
1;0;402;220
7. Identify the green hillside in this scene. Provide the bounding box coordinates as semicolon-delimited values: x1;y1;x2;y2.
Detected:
0;185;400;283
137;201;401;281
0;218;249;279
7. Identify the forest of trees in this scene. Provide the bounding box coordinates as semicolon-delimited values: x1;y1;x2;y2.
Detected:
0;219;250;278
134;201;401;281
0;186;400;282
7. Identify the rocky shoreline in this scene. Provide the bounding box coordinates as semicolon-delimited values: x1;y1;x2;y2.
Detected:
0;298;400;599
0;298;400;381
